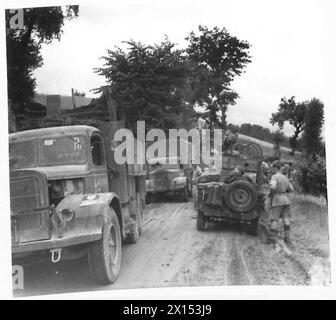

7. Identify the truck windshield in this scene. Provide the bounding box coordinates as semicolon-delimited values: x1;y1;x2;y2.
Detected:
40;136;86;165
9;135;87;168
9;140;38;168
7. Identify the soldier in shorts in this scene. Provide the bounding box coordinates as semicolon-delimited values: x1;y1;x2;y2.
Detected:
268;161;294;245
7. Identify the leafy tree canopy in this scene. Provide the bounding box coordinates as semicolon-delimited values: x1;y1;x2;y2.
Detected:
302;98;324;156
270;96;307;153
186;26;251;128
94;38;195;133
6;6;79;113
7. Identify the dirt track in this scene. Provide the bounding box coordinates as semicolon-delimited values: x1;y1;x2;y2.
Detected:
14;199;311;297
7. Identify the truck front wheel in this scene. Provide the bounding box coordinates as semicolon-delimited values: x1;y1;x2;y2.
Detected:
88;208;122;284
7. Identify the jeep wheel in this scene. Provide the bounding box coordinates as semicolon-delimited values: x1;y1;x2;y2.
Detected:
224;180;257;212
88;208;121;284
243;218;259;236
196;210;206;231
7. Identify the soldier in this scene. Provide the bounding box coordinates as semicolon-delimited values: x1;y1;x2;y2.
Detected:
219;165;244;184
258;161;270;211
268;160;295;246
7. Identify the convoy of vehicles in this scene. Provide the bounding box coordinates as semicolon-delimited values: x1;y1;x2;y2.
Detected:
9;97;266;286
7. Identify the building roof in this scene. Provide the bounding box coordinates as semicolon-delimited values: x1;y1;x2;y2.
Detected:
34;94;92;110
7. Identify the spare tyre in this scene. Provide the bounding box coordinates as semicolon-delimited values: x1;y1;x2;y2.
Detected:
224;180;257;212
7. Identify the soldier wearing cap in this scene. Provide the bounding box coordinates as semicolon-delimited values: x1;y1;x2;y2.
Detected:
268;160;295;245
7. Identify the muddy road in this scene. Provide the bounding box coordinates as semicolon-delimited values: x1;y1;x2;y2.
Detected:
14;199;311;297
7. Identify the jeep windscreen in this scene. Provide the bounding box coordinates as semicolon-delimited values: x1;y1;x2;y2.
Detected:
9;140;38;168
40;135;87;166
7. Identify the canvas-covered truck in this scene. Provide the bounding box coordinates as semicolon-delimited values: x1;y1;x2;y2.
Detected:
9;122;146;284
195;141;265;235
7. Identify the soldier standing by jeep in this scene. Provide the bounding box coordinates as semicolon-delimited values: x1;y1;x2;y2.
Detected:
268;161;294;245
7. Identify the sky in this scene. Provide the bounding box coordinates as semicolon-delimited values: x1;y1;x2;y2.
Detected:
32;0;326;136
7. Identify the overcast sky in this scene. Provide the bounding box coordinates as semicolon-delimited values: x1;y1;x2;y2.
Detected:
32;0;325;135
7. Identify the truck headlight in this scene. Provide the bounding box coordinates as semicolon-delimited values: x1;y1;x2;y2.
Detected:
60;208;75;222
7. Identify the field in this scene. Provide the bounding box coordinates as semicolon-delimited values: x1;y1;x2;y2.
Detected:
289;194;330;285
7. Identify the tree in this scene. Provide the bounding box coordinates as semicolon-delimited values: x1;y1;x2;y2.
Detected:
270;96;307;154
301;98;324;156
6;6;79;119
296;154;327;201
186;26;251;129
94;38;192;133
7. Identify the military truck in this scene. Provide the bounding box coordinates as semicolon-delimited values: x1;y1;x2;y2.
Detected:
146;156;193;202
195;141;265;235
9;121;146;284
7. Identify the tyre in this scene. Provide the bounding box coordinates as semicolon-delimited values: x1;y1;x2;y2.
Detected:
87;208;121;284
196;210;206;231
224;180;257;212
243;218;259;236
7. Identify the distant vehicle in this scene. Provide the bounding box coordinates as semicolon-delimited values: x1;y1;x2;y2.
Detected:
195;142;265;235
9;123;146;284
146;156;193;202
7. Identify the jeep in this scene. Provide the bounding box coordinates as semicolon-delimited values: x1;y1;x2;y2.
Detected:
195;142;265;235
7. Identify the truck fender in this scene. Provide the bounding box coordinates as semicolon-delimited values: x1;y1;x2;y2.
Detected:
54;193;124;240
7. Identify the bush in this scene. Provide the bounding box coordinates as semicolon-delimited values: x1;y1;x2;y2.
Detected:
296;155;327;201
